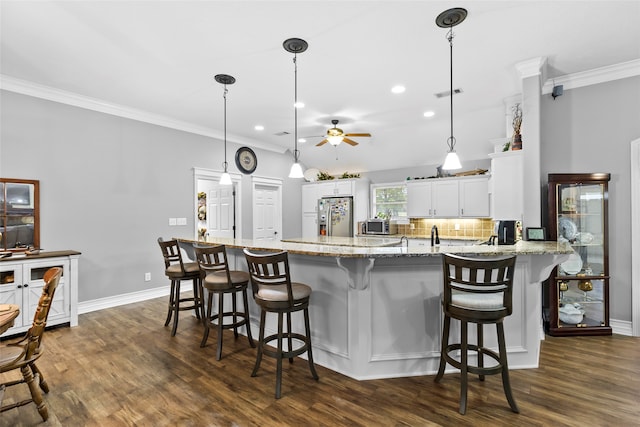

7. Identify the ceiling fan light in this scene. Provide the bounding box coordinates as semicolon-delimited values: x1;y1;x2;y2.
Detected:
328;135;344;146
442;150;462;170
289;162;305;178
219;172;233;185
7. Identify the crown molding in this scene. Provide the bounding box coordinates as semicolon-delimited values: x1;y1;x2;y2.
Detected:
542;58;640;94
0;74;285;154
515;57;548;80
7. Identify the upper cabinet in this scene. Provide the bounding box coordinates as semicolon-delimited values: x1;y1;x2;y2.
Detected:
489;151;523;221
407;176;489;218
1;178;40;251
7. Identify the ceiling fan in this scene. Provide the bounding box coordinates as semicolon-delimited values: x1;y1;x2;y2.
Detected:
315;119;371;147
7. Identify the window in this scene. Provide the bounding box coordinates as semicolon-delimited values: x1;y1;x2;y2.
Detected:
371;183;407;220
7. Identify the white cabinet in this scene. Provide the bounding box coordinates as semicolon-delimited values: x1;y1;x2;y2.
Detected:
0;251;80;336
459;177;490;218
301;179;370;237
489;151;523;220
407;176;488;218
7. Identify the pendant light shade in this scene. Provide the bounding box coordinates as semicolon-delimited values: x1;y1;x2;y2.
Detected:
283;38;308;178
436;8;467;170
215;73;236;185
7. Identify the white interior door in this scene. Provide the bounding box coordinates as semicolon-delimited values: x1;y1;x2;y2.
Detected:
253;180;282;241
208;185;236;238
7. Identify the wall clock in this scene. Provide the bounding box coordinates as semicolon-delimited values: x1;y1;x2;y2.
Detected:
235;147;257;174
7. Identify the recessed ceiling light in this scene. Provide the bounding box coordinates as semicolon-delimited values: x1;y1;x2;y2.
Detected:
391;85;406;94
254;125;264;131
298;138;306;143
423;111;435;118
294;101;305;108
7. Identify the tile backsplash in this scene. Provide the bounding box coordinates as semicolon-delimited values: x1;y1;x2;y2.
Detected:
395;218;494;240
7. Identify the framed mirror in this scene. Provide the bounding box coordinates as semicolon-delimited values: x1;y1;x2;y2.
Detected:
0;178;40;251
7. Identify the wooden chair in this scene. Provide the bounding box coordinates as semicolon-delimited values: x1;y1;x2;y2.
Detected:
0;267;62;421
194;244;255;360
243;249;319;399
158;238;203;336
434;253;519;415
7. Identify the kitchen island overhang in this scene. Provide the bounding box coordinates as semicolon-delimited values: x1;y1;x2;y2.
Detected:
183;237;572;380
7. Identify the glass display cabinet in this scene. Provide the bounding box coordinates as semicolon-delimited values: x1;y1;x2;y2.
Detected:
546;173;611;336
0;178;40;251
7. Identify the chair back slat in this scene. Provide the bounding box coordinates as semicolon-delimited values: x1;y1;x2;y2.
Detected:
194;244;231;282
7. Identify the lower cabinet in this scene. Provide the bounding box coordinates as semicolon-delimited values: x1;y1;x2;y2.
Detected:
0;250;80;336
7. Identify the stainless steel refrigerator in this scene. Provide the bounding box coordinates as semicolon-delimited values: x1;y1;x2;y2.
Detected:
318;197;354;237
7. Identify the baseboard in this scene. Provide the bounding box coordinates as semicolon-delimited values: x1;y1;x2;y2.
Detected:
610;319;633;336
78;286;169;314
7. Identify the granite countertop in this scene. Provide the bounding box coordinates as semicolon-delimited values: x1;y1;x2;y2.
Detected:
183;236;572;259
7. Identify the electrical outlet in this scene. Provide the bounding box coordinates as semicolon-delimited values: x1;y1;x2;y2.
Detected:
410;223;415;230
454;223;460;230
144;272;151;282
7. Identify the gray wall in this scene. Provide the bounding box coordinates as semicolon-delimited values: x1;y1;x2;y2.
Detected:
0;90;301;302
541;75;640;323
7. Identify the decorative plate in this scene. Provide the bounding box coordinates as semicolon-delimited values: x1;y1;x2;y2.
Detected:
304;168;319;182
560;252;583;275
558;217;578;241
235;147;257;174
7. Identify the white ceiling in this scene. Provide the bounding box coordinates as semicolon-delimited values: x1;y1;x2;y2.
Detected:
2;1;639;175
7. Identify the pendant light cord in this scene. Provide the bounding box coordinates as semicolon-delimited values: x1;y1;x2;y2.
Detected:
293;54;299;162
223;86;228;171
447;28;456;152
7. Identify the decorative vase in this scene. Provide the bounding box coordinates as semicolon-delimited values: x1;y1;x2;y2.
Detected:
511;134;522;150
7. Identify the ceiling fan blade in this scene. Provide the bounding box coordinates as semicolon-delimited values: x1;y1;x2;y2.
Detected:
344;133;371;137
342;137;359;146
316;139;329;147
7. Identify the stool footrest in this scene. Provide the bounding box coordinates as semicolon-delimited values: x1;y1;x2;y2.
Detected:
443;343;504;376
207;311;250;330
261;332;310;359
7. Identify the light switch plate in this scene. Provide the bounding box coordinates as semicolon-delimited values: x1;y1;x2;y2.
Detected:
177;217;187;226
169;218;177;226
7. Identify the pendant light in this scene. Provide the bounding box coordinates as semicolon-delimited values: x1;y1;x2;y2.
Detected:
283;38;308;178
215;73;235;185
436;8;467;170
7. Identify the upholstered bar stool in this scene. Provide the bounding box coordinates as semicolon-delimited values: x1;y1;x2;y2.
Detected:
157;238;203;336
243;248;319;399
194;244;255;360
434;253;519;415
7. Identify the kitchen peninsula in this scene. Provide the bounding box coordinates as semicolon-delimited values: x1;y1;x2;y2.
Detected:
186;236;572;380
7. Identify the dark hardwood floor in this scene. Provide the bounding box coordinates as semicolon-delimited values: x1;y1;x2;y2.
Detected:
2;296;639;426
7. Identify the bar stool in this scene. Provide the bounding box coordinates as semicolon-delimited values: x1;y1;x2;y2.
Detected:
434;253;519;415
243;249;319;399
157;238;203;336
194;244;255;360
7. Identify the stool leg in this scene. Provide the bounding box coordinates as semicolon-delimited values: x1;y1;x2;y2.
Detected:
304;307;319;380
252;309;266;377
200;290;213;348
242;289;255;348
477;323;485;381
232;292;239;338
193;278;201;320
435;314;451;382
275;312;284;399
216;292;224;361
165;280;176;327
459;320;468;415
286;312;294;363
171;281;181;336
497;322;519;413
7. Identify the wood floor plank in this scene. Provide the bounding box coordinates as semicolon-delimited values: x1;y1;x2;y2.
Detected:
1;296;639;426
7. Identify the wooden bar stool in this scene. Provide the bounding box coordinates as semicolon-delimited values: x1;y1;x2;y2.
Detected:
194;244;255;360
243;249;319;399
157;238;203;336
434;253;519;415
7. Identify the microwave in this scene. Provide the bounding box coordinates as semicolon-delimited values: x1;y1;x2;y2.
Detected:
365;219;390;235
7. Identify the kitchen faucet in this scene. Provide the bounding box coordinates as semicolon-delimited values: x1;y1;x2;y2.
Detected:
399;235;408;248
431;225;440;246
